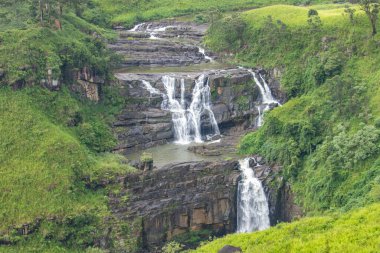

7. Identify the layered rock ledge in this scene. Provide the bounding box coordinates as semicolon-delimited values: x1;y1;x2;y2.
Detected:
110;160;240;251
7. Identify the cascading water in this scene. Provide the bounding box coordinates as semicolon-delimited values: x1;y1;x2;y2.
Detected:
161;76;191;144
142;80;161;95
129;23;145;32
198;47;214;62
128;22;174;40
143;75;220;144
237;158;270;233
247;69;281;127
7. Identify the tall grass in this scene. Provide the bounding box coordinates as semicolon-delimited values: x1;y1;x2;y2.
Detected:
194;204;380;253
92;0;330;27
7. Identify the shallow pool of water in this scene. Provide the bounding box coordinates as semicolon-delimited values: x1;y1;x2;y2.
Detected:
125;142;224;168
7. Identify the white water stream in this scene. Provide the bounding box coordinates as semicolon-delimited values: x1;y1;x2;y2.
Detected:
143;75;220;144
237;158;270;233
198;47;214;62
247;69;281;127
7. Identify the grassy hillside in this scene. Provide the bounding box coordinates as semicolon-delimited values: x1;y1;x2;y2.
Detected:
193;203;380;253
0;1;141;252
90;0;328;27
0;86;140;252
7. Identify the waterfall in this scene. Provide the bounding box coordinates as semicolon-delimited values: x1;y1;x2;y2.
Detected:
160;74;220;144
142;80;161;95
198;47;214;62
237;158;270;233
247;69;281;126
129;23;145;31
147;25;174;40
256;106;263;127
161;76;191;144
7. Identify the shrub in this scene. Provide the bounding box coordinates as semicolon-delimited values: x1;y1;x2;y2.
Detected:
162;241;184;253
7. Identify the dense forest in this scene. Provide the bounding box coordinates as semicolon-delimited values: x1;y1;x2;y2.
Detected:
0;0;379;252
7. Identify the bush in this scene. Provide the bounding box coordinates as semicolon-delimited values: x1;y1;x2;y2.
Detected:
206;14;246;52
77;121;117;152
162;241;184;253
375;118;380;128
140;152;153;163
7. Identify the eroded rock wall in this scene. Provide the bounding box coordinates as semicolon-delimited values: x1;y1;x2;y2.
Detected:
110;160;241;251
112;69;265;152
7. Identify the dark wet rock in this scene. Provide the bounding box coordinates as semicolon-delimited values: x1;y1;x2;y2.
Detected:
69;67;105;102
112;67;279;152
110;160;241;251
109;21;209;67
218;245;243;253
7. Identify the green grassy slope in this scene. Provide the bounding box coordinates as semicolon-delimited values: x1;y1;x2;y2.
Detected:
0;2;140;251
0;87;138;252
91;0;329;27
194;203;380;253
0;88;101;228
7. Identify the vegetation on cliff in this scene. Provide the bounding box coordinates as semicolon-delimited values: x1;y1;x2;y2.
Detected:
0;1;140;252
189;3;380;251
206;3;380;214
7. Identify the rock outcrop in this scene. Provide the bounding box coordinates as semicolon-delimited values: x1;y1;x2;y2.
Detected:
113;68;264;152
110;160;241;252
70;67;105;102
108;21;209;67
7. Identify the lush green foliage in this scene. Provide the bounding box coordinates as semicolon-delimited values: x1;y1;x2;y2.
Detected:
0;0;119;87
205;4;380;214
0;88;98;229
194;204;380;253
0;86;137;251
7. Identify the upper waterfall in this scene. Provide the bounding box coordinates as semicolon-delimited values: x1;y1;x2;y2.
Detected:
143;75;220;144
247;69;281;127
237;158;270;233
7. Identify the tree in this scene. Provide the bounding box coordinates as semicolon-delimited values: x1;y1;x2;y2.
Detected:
307;9;322;32
343;5;356;24
360;0;379;36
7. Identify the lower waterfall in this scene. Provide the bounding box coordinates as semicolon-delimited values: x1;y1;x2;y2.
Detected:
237;158;270;233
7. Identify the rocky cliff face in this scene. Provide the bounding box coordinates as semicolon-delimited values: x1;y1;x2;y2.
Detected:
109;21;209;67
110;160;241;252
108;157;302;252
112;68;265;153
106;20;297;253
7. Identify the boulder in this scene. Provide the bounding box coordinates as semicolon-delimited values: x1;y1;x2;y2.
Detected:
218;245;243;253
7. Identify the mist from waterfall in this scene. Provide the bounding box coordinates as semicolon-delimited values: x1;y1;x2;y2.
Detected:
237;158;270;233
